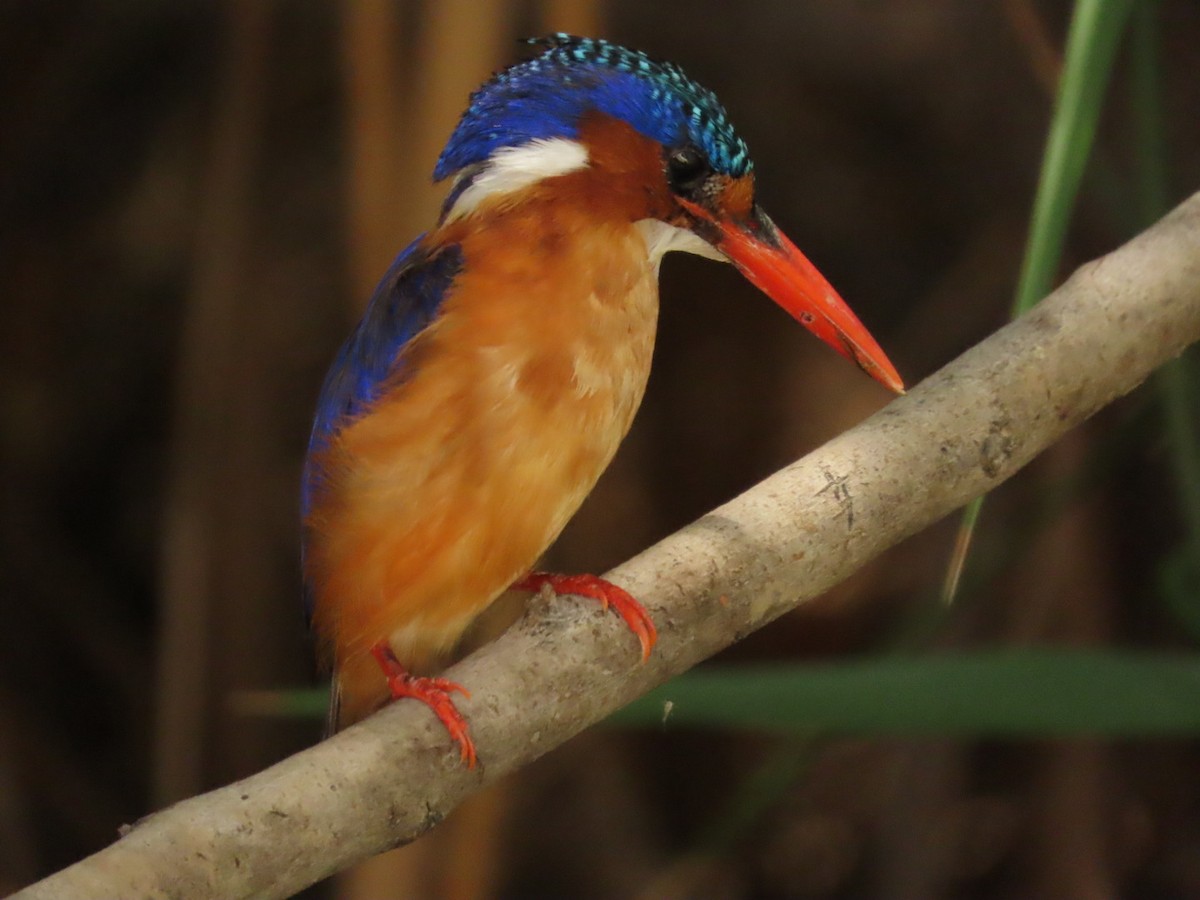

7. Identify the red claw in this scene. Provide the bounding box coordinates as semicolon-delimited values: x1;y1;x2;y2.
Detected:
514;572;658;661
370;641;477;768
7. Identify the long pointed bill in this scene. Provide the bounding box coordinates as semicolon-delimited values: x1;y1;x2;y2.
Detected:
682;199;904;394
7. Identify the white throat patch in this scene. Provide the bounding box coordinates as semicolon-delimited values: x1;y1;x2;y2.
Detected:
443;138;590;223
635;219;727;271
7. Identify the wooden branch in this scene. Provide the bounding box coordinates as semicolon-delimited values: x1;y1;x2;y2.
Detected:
17;192;1200;899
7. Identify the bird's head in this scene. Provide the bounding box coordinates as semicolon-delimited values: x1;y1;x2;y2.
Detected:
434;34;903;393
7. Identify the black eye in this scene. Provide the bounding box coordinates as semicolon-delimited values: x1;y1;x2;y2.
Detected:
666;146;710;194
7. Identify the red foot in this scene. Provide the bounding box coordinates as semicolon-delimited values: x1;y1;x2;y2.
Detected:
514;572;657;661
370;642;477;769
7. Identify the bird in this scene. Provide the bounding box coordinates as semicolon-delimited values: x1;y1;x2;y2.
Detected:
302;34;903;768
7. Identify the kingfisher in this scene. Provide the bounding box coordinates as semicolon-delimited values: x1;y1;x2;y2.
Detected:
303;34;903;768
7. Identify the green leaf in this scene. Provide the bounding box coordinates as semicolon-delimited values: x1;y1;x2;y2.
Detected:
1130;2;1200;640
1013;0;1136;315
609;650;1200;736
944;0;1136;607
1159;550;1200;641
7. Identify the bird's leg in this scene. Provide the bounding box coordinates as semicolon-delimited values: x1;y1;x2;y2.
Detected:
513;572;657;661
369;641;477;768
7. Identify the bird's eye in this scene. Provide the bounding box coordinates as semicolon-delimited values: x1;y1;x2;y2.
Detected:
666;146;710;194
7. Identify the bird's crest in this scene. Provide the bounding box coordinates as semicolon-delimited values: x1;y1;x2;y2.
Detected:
434;34;752;183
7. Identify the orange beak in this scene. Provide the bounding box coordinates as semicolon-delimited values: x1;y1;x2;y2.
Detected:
681;199;904;394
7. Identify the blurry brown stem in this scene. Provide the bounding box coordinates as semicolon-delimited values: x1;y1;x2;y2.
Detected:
1003;0;1063;96
537;0;603;35
153;0;272;806
341;0;406;307
14;193;1200;900
401;0;510;234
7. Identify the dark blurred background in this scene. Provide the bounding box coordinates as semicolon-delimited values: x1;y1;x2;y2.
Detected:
3;1;1200;897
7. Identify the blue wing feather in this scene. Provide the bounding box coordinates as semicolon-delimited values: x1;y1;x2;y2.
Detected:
302;236;464;517
301;236;463;623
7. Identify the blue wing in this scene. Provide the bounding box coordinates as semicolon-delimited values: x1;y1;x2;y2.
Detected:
301;236;464;629
302;236;464;519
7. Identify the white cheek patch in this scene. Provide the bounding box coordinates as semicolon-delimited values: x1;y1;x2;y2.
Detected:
443;138;590;223
635;218;727;270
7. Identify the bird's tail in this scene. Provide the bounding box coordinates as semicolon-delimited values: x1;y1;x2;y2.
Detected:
324;678;342;738
325;652;391;734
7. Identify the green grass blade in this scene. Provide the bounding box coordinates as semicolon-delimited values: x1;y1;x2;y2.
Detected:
697;739;824;852
944;0;1135;606
610;650;1200;736
1012;0;1136;315
241;648;1200;738
1129;2;1170;225
230;687;329;719
1130;2;1200;636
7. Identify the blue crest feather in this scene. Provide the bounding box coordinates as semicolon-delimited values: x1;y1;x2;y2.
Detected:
435;34;752;182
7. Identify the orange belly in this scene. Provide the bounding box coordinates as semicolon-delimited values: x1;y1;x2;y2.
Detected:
305;216;660;726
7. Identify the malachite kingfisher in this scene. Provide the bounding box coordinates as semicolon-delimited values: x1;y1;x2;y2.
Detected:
303;34;903;767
